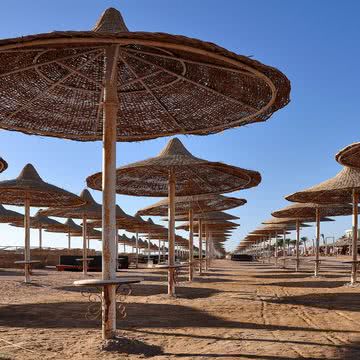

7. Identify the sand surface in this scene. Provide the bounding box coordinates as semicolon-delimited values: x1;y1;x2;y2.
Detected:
0;259;359;359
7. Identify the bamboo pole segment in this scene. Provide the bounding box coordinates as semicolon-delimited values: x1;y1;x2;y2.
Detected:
82;214;88;276
351;189;358;285
101;44;119;340
68;230;71;249
38;226;42;249
199;219;203;275
158;239;161;263
274;230;278;266
168;168;176;296
135;231;139;268
295;219;300;272
315;208;320;277
205;224;209;271
24;197;30;283
283;229;286;257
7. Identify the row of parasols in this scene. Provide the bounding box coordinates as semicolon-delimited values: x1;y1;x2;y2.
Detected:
0;137;263;294
237;142;360;285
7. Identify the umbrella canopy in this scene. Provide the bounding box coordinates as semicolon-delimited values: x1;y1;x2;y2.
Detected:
0;158;7;173
10;210;65;230
87;138;261;196
0;8;290;141
162;211;240;222
286;167;360;204
0;204;23;223
336;142;360;168
275;202;354;217
177;220;238;231
45;218;83;235
136;194;246;216
263;216;333;225
0;164;84;207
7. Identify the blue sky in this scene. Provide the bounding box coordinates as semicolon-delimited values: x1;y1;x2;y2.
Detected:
0;0;359;251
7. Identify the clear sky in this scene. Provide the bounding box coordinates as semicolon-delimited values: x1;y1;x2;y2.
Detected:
0;0;359;252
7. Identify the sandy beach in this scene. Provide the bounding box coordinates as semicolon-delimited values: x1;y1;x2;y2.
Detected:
0;259;359;359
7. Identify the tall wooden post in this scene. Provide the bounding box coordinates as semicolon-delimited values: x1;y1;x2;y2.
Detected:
274;231;278;266
115;226;118;271
189;208;194;281
82;214;87;276
268;234;271;263
205;224;209;271
39;226;42;249
283;229;286;257
24;198;30;283
351;189;358;285
168;168;176;296
135;231;139;268
295;219;300;272
68;229;71;249
102;44;119;339
199;219;203;275
315;208;320;277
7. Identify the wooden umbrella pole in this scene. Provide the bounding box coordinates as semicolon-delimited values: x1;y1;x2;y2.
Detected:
205;224;209;271
274;231;278;266
39;226;42;249
296;219;300;272
158;239;161;263
68;229;71;249
168;168;176;296
283;229;286;257
315;208;320;277
198;219;203;275
268;234;271;263
102;44;119;340
148;234;151;263
24;197;30;283
351;189;358;285
188;208;194;281
115;226;118;271
135;231;139;268
82;214;88;276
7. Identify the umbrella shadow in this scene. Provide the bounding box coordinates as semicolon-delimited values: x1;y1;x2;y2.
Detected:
0;301;359;334
257;280;346;289
265;292;360;312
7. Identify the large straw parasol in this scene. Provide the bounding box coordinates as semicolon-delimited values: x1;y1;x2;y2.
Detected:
0;158;8;174
0;164;83;282
286;168;360;284
10;210;67;248
137;194;245;280
0;6;290;338
0;204;23;223
45;218;83;248
41;189;109;275
87;137;258;295
336;142;360;168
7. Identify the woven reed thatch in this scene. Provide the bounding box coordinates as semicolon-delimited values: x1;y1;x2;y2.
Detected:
10;210;65;230
136;194;246;216
336;143;360;169
0;164;84;207
87;228;103;240
286;167;360;204
0;8;290;142
262;216;333;225
162;211;239;222
0;158;8;174
177;220;238;231
87;138;261;196
87;205;140;230
45;218;83;235
0;204;23;223
272;202;354;218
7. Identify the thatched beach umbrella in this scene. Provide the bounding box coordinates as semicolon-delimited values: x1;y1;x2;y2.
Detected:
0;158;8;174
0;204;23;223
10;210;67;248
285;183;360;284
138;195;245;280
45;218;83;249
0;164;83;282
263;214;338;271
41;189;103;275
336;142;360;168
87;137;260;296
0;6;289;338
